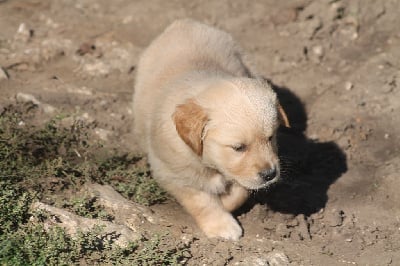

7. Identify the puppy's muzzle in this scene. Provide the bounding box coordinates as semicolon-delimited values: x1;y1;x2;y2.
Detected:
258;167;277;182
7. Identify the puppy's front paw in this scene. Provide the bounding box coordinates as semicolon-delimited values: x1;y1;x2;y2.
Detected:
200;212;242;240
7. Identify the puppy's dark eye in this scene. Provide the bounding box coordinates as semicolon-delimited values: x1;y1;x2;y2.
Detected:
232;144;247;152
268;135;273;142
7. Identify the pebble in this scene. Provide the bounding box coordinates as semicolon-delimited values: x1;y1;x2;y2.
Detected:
66;86;93;96
42;104;56;114
236;251;290;266
15;92;57;113
83;61;111;76
351;32;359;40
308;45;324;63
266;251;290;266
76;42;96;56
122;15;133;24
345;81;353;91
95;128;112;141
16;92;41;105
15;23;32;43
180;234;194;246
311;208;325;220
77;112;95;123
312;45;324;58
327;209;345;227
0;67;9;80
382;84;394;94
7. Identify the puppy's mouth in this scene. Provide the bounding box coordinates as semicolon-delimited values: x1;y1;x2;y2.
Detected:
258;176;280;190
234;175;280;191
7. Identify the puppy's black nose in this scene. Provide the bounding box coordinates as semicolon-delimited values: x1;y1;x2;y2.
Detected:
259;168;277;182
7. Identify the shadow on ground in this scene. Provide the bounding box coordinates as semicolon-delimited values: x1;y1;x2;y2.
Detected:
243;81;348;216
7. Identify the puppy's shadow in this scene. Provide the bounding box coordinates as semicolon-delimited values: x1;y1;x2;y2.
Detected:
240;81;347;216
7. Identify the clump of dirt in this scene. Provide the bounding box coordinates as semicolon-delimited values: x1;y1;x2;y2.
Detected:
1;0;400;265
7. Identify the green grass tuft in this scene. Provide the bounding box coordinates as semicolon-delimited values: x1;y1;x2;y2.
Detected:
0;102;182;265
61;195;114;221
1;223;190;265
96;154;167;206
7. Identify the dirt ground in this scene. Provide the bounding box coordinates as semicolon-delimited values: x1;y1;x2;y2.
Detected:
1;0;400;265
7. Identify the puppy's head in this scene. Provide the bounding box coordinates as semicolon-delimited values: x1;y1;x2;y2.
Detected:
173;78;289;190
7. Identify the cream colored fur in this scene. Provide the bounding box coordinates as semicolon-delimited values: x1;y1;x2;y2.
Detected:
133;19;284;240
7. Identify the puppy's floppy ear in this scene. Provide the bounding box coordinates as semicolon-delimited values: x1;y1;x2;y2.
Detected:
172;99;208;156
278;103;290;128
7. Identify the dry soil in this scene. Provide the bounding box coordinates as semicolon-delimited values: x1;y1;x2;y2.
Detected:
1;0;400;265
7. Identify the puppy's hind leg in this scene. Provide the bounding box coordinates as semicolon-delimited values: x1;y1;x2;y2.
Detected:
220;183;249;212
167;185;243;240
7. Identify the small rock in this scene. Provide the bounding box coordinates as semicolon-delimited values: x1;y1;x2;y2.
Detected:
77;112;95;123
351;32;358;40
311;208;325;220
15;23;32;43
67;86;93;96
358;101;366;107
312;45;324;58
266;251;290;266
42;104;56;114
76;42;96;56
181;234;194;246
16;93;57;113
95;128;112;141
384;133;390;139
308;45;324;63
0;67;9;80
248;258;268;266
83;61;110;76
122;15;133;24
16;92;41;105
345;81;353;91
327;209;345;227
32;201;141;247
14;63;30;71
85;183;157;225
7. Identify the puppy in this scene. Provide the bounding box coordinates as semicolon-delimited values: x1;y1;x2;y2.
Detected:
133;19;289;240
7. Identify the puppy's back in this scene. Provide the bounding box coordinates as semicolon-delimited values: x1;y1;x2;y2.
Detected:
133;19;252;153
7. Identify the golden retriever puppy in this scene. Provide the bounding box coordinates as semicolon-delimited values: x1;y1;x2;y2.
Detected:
133;19;289;240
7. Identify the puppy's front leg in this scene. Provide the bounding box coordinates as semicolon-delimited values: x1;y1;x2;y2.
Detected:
170;185;242;240
220;183;249;212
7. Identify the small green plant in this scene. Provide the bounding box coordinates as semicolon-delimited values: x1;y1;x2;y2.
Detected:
1;222;190;265
62;195;114;221
126;234;191;265
0;180;33;234
0;102;183;265
97;154;167;206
